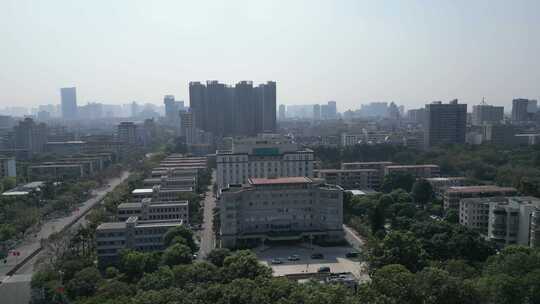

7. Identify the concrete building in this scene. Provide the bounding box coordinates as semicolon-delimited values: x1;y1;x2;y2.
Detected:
117;122;138;145
278;104;286;121
340;133;364;146
383;164;440;179
219;177;344;248
216;134;314;189
164;95;184;126
180;110;196;144
512;98;531;122
0;156;16;179
472;104;504;126
424;100;467;149
426;177;467;198
315;169;380;190
482;124;519;146
61;87;78;120
45;141;85;155
131;186;193;202
14;118;48;154
407;108;425;124
460;196;540;248
28;164;85;181
96;216;183;265
143;176;196;190
444;185;518;210
117;198;189;223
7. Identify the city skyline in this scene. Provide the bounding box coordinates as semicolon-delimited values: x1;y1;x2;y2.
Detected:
2;0;540;111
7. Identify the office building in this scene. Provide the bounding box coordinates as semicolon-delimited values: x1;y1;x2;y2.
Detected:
219;177;344;248
60;87;78;120
407;108;425;124
383;164;440;179
444;185;518;210
14;118;48;154
0;156;16;179
278;104;286;121
216;134;314;189
459;196;540;248
117;198;189;223
472;104;504;126
482;124;519;146
96;216;183;266
424;100;467;148
426;177;467;198
315;169;380;190
164;95;185;127
512;98;531;122
117;122;138;145
313;104;321;120
341;133;364;146
180;110;196;144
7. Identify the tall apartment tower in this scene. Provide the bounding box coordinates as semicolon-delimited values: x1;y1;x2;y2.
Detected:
472;104;504;126
180;110;195;144
188;82;206;130
14;118;48;154
278;104;286;121
61;87;78;120
512;99;530;122
117;122;138;146
424;100;467;149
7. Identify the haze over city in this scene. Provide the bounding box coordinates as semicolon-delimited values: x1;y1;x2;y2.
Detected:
2;0;540;111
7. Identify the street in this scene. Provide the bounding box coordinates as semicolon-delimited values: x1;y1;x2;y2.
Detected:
197;170;217;259
0;171;131;304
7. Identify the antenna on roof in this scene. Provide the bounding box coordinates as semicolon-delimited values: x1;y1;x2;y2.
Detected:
481;97;487;105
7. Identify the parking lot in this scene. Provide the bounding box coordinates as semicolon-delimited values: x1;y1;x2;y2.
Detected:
255;243;369;282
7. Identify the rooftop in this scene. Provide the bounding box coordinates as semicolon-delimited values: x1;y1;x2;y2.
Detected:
117;202;143;209
426;177;467;181
446;185;517;194
132;188;153;194
97;222;127;230
385;164;439;169
249;177;312;185
316;169;378;173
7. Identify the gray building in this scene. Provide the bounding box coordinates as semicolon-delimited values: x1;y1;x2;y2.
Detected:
117;198;189;223
278;104;286;121
61;87;78;120
512;98;531;122
219;177;344;248
472;104;504;126
14;118;48;154
117;122;138;145
0;156;16;179
424;100;467;149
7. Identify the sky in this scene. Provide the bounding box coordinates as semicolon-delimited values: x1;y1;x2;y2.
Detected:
1;0;539;111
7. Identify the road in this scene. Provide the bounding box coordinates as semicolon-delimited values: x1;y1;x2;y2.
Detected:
343;224;365;251
0;171;131;304
197;170;217;259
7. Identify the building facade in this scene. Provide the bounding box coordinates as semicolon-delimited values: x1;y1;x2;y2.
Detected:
117;122;138;145
315;169;380;190
0;156;16;179
61;87;78;120
216;135;314;189
444;185;518;210
383;164;440;179
471;104;504;126
512;98;531;122
219;177;344;248
117;198;189;223
424;100;467;149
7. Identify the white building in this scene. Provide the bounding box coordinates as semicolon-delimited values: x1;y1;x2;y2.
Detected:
219;177;344;248
216;135;314;189
117;198;189;223
0;156;16;179
96;216;183;266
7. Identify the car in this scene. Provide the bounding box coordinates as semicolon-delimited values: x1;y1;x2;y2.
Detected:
192;253;198;259
345;252;359;258
270;258;283;264
317;266;331;273
287;254;300;261
311;253;324;259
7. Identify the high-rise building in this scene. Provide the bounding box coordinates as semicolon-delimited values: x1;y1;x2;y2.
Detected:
512;98;531;122
189;80;276;137
424;100;467;149
60;87;78;120
14;118;48;154
117;122;138;146
407;108;425;124
313;104;321;120
278;104;286;121
527;99;538;114
0;156;16;179
327;101;337;118
180;110;195;144
472;104;504;126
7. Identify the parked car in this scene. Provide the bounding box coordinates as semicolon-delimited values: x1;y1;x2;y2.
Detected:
311;253;324;259
345;252;359;258
287;254;300;261
270;258;283;264
317;266;331;273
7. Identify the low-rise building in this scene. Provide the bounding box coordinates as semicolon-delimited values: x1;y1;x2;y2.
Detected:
383;164;440;179
96;216;183;266
143;176;196;189
27;164;85;181
314;169;380;190
445;185;518;210
426;177;467;198
117;198;189;222
219;177;344;248
131;185;193;202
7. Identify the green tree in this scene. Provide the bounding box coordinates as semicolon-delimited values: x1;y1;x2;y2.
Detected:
163;225;198;252
222;250;272;281
411;178;433;207
161;243;193;266
66;267;102;299
381;171;415;193
138;266;175;291
370;264;417;303
206;248;231;267
370;231;426;272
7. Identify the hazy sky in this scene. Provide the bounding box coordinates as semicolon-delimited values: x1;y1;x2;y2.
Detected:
1;0;539;111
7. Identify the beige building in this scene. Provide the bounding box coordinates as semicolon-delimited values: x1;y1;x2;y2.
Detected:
444;185;518;210
426;177;467;197
314;169;380;190
216;135;314;189
219;177;343;248
383;164;440;179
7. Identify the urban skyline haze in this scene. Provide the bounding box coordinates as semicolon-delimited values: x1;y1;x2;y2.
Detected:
1;0;540;111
